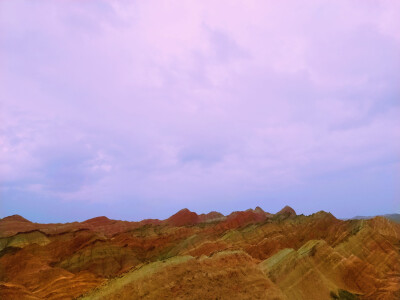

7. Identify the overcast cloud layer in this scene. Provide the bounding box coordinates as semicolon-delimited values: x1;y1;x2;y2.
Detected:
1;0;399;222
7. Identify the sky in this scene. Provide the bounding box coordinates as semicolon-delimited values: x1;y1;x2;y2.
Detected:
1;0;399;223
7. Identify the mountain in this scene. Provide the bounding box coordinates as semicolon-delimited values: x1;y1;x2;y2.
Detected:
165;208;200;226
351;213;400;223
276;205;296;217
1;214;31;223
0;206;399;299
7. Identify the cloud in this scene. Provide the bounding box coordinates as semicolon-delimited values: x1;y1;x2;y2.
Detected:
0;0;399;220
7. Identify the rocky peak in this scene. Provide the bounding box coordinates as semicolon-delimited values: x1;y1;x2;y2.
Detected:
1;215;31;223
254;206;265;214
312;211;336;220
166;208;199;226
276;206;296;217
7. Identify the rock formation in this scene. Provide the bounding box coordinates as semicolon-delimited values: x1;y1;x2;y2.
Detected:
0;206;399;299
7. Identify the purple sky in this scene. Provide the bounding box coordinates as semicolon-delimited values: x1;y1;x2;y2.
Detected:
1;0;399;222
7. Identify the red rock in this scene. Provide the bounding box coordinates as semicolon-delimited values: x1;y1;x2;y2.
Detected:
82;216;112;225
1;208;399;300
165;208;199;226
1;215;32;223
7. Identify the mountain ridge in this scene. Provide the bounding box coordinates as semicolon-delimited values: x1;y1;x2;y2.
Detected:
1;205;297;226
1;207;399;299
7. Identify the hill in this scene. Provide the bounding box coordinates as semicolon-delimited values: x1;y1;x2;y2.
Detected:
351;213;400;223
1;207;399;299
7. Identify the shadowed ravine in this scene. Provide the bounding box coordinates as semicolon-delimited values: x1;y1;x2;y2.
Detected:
1;207;399;299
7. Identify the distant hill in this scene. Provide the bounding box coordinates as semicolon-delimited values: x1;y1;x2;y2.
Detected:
351;213;400;223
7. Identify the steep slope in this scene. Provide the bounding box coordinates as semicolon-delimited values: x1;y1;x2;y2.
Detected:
80;251;285;300
259;240;373;299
